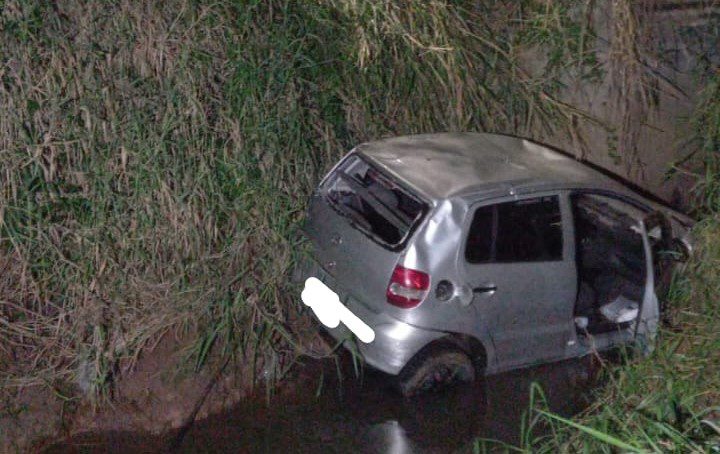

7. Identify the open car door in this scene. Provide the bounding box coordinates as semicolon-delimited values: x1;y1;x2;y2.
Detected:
633;217;660;346
571;193;661;349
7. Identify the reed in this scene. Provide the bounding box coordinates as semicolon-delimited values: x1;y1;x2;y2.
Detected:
0;0;592;402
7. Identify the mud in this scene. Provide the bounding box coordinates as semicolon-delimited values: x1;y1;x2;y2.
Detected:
45;353;604;453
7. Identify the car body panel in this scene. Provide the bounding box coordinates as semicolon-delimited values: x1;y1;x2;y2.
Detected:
459;191;577;368
357;133;609;200
357;132;693;244
304;189;403;318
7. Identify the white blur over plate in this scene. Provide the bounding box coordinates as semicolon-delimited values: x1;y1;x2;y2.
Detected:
301;277;375;344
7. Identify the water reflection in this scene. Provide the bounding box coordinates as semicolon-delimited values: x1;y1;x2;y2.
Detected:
46;356;600;453
179;355;597;453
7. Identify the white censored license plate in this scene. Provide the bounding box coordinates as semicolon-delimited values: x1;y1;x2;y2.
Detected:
301;277;375;344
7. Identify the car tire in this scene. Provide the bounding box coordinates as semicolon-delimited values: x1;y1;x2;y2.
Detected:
397;342;476;397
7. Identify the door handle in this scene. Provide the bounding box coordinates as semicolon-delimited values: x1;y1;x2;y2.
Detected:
473;285;497;294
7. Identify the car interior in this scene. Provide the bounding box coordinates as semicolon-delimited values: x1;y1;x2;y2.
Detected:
572;193;648;335
325;156;426;246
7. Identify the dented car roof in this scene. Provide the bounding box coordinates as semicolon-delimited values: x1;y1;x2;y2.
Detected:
355;132;627;201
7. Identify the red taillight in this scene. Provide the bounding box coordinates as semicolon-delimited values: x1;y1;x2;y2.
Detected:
386;265;430;308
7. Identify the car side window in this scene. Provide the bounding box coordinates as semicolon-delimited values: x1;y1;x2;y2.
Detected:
465;196;563;263
465;204;495;263
572;193;647;274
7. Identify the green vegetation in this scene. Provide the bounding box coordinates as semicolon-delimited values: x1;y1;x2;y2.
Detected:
1;0;718;451
0;0;593;401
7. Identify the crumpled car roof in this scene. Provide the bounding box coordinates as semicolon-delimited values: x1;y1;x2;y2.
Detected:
356;132;624;201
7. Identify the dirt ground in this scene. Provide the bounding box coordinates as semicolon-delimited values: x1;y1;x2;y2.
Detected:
1;334;257;453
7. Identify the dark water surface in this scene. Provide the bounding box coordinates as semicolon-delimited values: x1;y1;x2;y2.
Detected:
46;356;601;453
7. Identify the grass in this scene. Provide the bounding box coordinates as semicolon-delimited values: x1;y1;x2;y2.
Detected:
507;64;720;454
1;1;718;451
0;0;597;405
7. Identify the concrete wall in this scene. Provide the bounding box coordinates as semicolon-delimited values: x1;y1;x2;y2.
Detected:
538;1;719;209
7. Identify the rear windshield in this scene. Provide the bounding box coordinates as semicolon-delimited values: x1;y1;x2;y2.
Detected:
322;155;428;248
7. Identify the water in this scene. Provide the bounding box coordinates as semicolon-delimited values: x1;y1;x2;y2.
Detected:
46;355;601;453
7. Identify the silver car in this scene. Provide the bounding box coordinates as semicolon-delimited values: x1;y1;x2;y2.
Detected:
300;133;693;396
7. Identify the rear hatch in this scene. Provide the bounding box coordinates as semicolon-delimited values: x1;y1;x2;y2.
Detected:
303;153;430;313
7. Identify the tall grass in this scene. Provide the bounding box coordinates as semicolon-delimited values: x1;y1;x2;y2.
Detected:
0;0;597;400
521;62;720;454
687;71;720;212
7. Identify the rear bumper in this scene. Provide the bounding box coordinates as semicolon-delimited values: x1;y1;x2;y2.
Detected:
297;256;443;376
323;297;444;376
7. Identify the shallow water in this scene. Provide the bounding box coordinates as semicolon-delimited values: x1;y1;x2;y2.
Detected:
46;355;601;453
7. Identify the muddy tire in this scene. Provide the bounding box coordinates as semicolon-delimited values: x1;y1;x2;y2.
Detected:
397;342;476;397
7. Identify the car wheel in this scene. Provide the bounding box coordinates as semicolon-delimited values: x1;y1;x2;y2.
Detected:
397;342;476;397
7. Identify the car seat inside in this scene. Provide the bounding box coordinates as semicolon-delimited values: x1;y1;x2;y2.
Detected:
572;194;647;335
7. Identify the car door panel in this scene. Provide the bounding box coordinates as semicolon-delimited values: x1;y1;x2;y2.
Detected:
461;193;576;368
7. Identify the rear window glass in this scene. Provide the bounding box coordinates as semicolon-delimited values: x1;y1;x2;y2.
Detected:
323;155;427;247
465;196;563;263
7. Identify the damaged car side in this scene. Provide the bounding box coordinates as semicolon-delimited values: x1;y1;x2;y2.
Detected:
300;133;693;396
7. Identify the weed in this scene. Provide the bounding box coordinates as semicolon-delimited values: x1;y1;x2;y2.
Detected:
0;0;597;402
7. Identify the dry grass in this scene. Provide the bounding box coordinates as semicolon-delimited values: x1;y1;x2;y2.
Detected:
1;2;718;451
608;0;655;174
0;0;600;401
0;0;269;397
